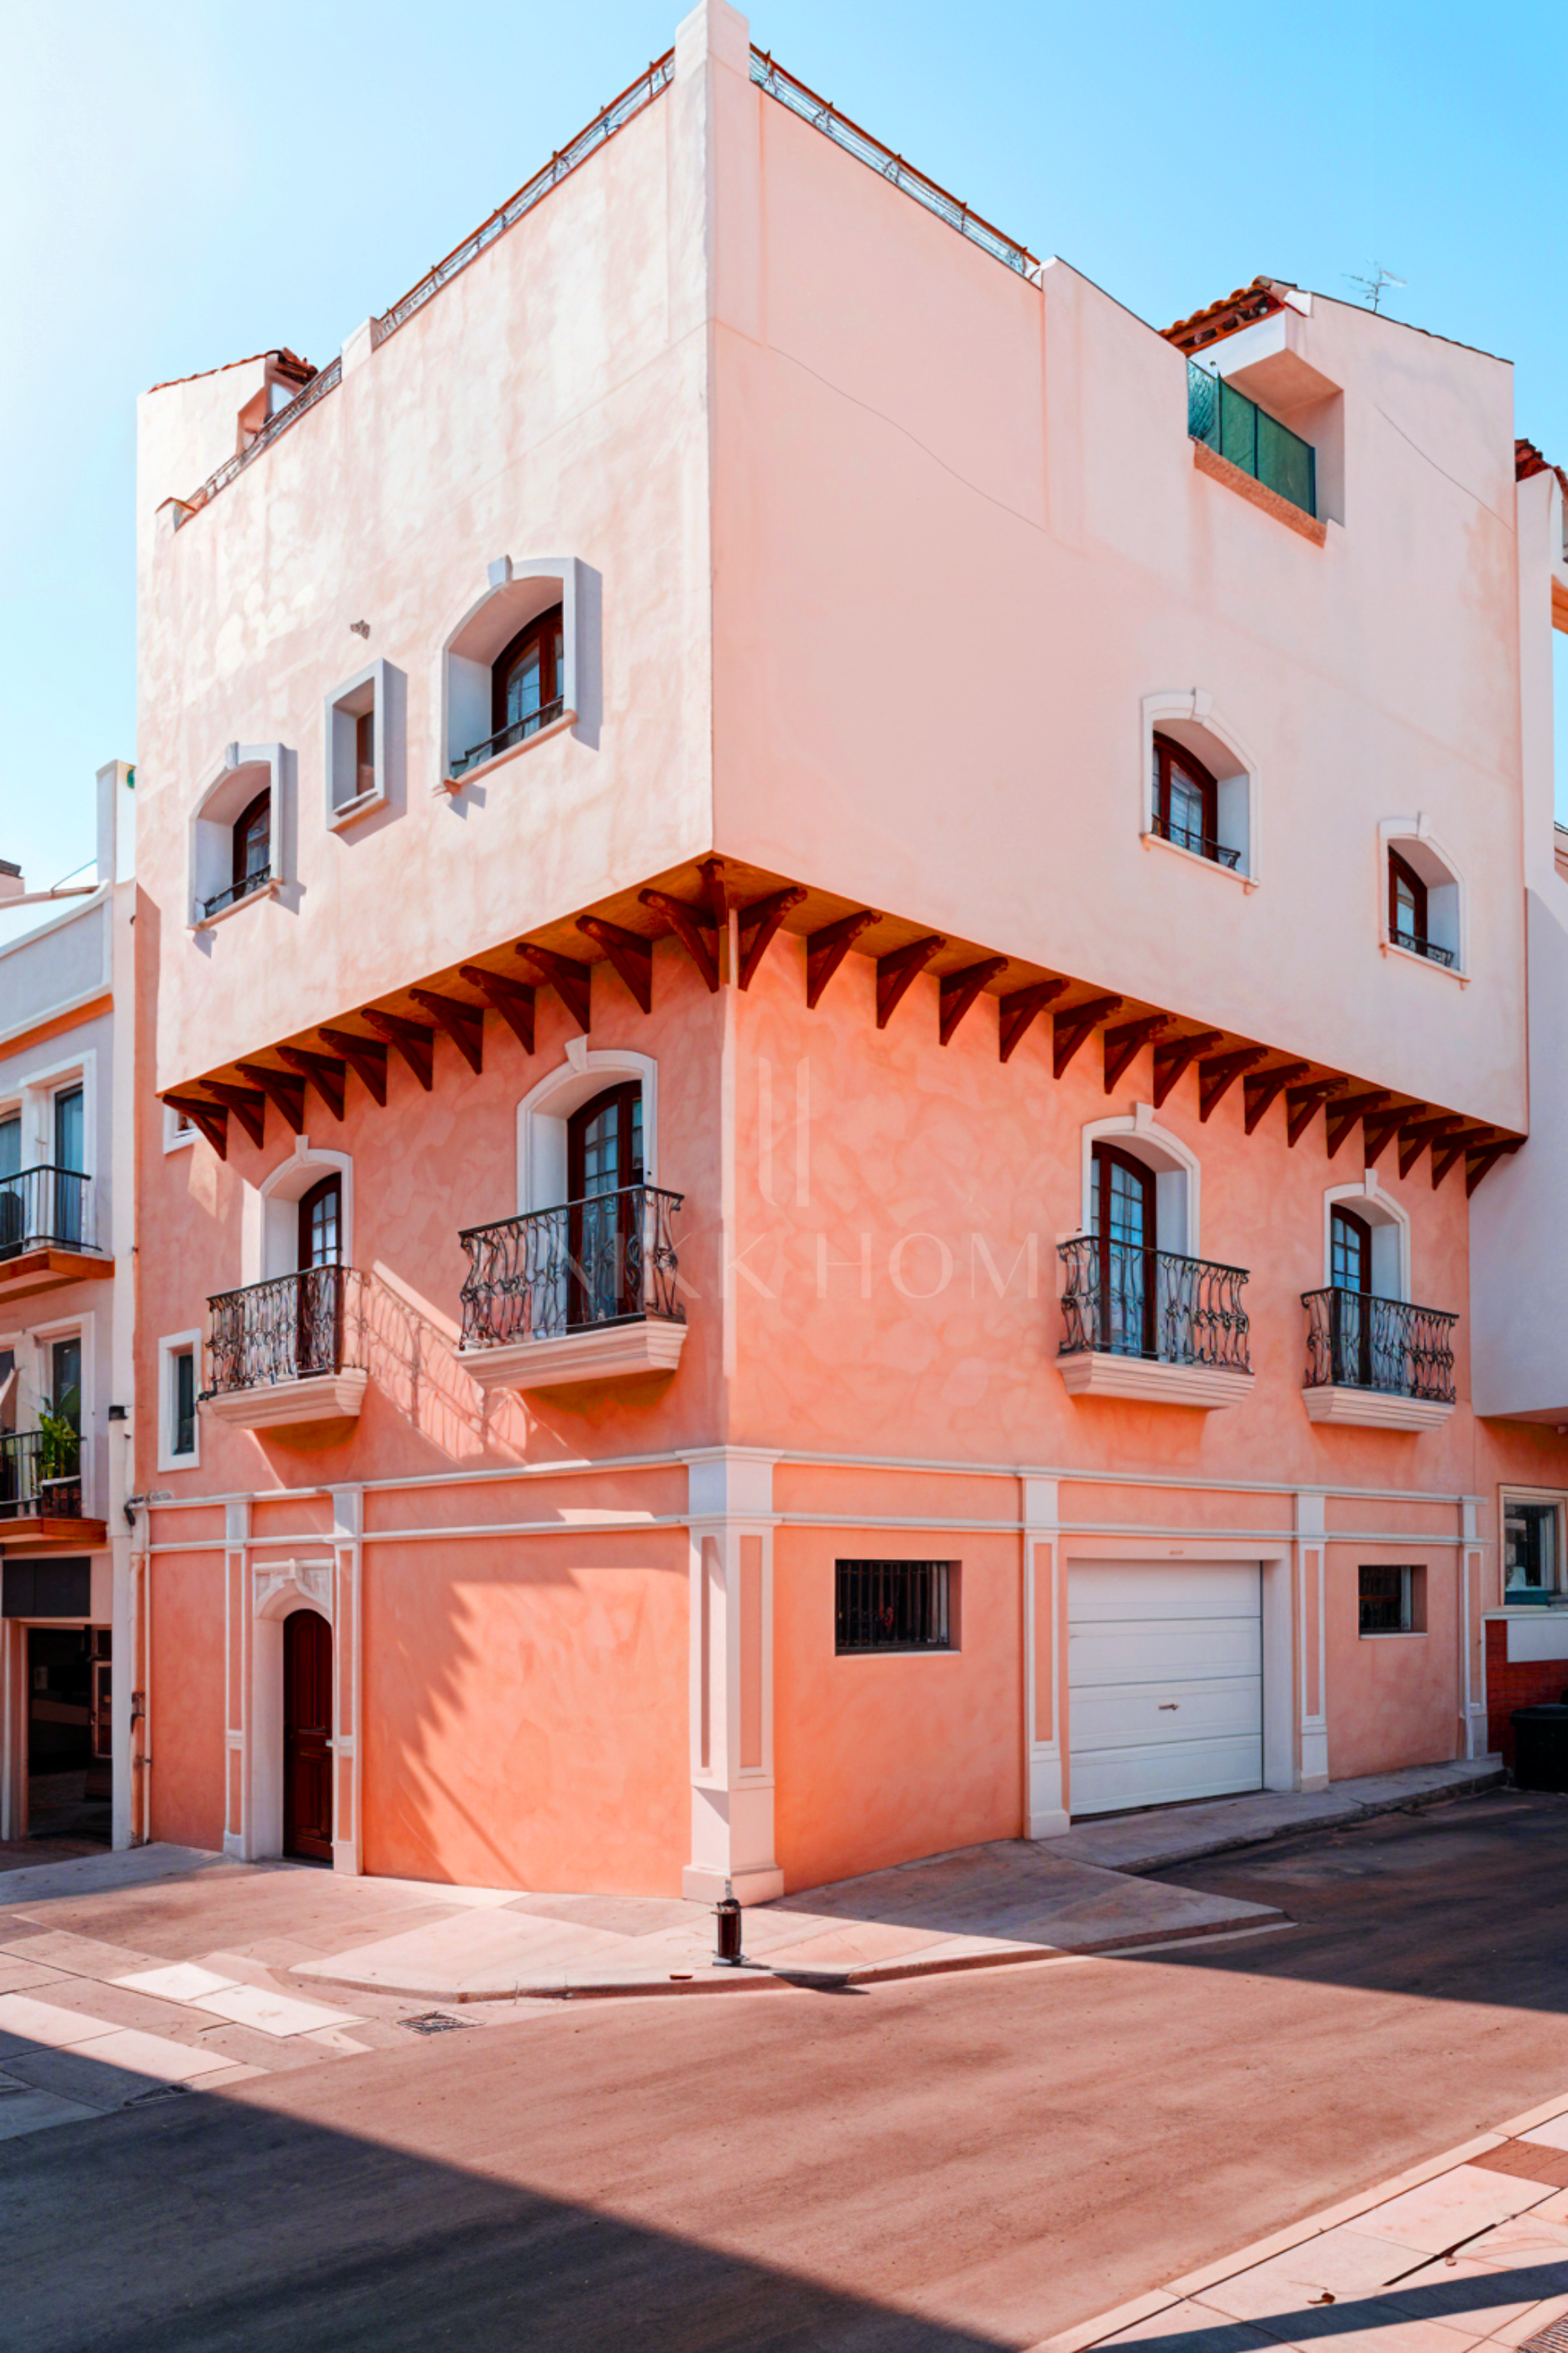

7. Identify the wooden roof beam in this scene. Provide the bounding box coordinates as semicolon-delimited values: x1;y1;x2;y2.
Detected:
577;916;654;1013
514;943;592;1033
1198;1046;1267;1122
876;935;945;1029
738;887;807;992
998;979;1066;1064
1325;1089;1390;1161
162;1092;229;1159
1433;1127;1493;1189
1243;1061;1311;1135
235;1063;307;1134
1466;1137;1523;1194
275;1045;348;1121
409;989;485;1075
806;911;880;1008
939;957;1008;1047
1054;996;1123;1081
459;966;535;1055
1361;1103;1410;1167
639;890;719;994
360;1009;434;1092
1103;1013;1170;1094
202;1081;267;1150
1285;1076;1345;1148
318;1028;389;1107
698;856;729;929
1398;1113;1463;1179
1151;1030;1223;1111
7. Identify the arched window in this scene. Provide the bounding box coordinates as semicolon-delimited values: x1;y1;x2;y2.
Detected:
229;791;271;908
1151;735;1235;868
566;1082;644;1328
1091;1141;1156;1357
1330;1203;1371;1295
294;1173;343;1379
297;1174;342;1271
492;606;564;748
1379;826;1464;971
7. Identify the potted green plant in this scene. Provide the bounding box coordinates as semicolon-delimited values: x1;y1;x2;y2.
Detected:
36;1387;81;1516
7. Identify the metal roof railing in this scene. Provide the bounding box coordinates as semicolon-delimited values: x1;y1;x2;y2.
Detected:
750;48;1040;283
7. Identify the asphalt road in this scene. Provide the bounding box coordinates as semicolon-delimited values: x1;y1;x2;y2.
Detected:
9;1787;1568;2353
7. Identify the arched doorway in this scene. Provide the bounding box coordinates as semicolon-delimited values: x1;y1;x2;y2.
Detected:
283;1608;333;1862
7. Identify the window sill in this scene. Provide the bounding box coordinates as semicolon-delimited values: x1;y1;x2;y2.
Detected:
1140;829;1257;891
190;876;282;933
1359;1629;1428;1640
439;708;577;797
328;785;387;832
1380;936;1467;986
155;1450;201;1475
1192;439;1328;545
1301;1383;1454;1430
834;1647;960;1660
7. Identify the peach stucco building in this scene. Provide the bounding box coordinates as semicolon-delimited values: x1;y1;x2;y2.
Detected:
129;3;1568;1898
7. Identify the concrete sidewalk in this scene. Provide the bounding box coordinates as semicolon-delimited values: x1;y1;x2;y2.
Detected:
1039;2087;1568;2353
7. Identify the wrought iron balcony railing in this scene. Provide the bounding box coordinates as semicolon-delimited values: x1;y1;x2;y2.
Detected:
0;1165;95;1258
203;1266;364;1396
1150;809;1242;870
459;1185;684;1350
1302;1287;1457;1403
1059;1237;1251;1371
450;697;566;782
201;865;273;920
1188;361;1317;518
0;1428;82;1523
1391;927;1456;969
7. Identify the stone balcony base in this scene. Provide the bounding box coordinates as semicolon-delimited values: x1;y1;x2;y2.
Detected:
461;1318;687;1393
1301;1383;1454;1431
1058;1351;1255;1408
0;1248;113;1307
202;1370;368;1430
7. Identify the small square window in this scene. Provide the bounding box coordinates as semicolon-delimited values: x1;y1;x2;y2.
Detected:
1359;1564;1424;1635
1505;1499;1560;1601
325;660;395;827
158;1333;202;1468
171;1350;196;1458
835;1561;956;1654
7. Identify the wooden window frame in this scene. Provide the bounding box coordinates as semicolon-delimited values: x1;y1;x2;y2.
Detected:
232;788;271;894
1388;849;1429;950
492;603;565;739
1092;1140;1157;1357
566;1082;645;1327
1152;733;1219;860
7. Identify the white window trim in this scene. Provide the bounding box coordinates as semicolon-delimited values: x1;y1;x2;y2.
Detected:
1076;1104;1202;1257
26;1309;93;1517
1500;1486;1567;1601
516;1043;658;1215
324;657;394;829
187;741;290;931
156;1329;203;1471
1139;690;1262;889
10;1050;97;1182
435;554;582;795
1377;815;1469;982
163;1102;197;1152
1323;1172;1410;1302
245;1139;355;1284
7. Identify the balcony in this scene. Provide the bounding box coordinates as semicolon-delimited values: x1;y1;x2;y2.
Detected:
1188;361;1318;527
1149;808;1242;871
202;1267;368;1429
1301;1287;1457;1429
0;1428;105;1548
1057;1237;1255;1408
459;1185;687;1391
449;697;566;784
0;1166;110;1304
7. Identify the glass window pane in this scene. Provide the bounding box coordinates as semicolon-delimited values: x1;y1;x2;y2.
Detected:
506;640;542;726
0;1117;18;1179
55;1087;84;1172
1506;1501;1559;1593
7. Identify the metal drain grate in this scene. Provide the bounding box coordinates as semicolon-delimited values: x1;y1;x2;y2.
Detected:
1518;2320;1568;2353
402;2011;473;2035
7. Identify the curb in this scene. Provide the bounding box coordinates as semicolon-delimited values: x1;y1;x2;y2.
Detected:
294;1902;1286;2006
1076;1767;1507;1879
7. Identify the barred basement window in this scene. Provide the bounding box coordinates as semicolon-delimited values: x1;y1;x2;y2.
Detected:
1359;1564;1425;1636
835;1560;956;1654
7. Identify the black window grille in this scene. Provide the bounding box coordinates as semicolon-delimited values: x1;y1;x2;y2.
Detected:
1359;1564;1418;1635
835;1560;955;1654
172;1350;196;1457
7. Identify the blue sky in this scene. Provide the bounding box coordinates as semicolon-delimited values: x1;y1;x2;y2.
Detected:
3;0;1564;893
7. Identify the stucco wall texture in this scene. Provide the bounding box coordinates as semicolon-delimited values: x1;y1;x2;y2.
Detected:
130;3;1568;1897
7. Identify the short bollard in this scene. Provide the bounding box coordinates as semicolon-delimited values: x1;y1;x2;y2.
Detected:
713;1881;745;1966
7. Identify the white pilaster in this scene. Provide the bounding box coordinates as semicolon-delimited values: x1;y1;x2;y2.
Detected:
1296;1489;1329;1790
1460;1497;1491;1760
681;1447;783;1903
223;1498;250;1859
1022;1477;1070;1837
329;1486;365;1872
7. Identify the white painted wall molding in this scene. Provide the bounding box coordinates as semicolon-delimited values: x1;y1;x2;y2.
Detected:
1021;1477;1068;1839
681;1448;783;1905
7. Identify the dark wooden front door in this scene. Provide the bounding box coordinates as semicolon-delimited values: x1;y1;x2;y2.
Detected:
566;1082;644;1327
283;1608;333;1862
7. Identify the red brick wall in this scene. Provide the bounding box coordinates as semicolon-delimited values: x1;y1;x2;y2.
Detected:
1486;1619;1568;1765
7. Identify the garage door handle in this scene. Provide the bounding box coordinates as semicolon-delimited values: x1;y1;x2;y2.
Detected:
1157;1703;1179;1710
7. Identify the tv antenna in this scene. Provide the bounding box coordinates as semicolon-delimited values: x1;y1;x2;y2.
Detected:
1346;265;1407;314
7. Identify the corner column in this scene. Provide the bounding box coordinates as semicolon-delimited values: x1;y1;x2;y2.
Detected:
223;1498;250;1859
1459;1497;1490;1761
681;1448;783;1904
329;1486;365;1873
1295;1490;1329;1790
1022;1477;1070;1838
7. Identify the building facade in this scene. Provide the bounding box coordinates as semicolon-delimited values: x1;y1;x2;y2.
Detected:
1;764;137;1849
132;3;1568;1900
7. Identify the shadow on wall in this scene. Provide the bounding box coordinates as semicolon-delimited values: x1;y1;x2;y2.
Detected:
0;2040;1010;2353
361;1265;529;1465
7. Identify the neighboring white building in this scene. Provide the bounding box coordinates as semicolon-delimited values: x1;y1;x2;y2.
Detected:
0;763;137;1847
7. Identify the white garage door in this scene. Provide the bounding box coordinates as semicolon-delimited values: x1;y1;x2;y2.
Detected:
1068;1561;1262;1818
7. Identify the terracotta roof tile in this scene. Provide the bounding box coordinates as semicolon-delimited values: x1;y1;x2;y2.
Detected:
1161;277;1288;354
145;346;315;396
